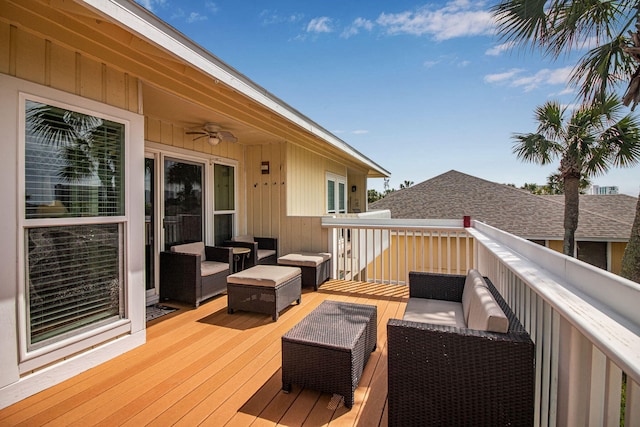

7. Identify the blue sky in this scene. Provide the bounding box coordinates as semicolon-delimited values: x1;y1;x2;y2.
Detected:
136;0;640;196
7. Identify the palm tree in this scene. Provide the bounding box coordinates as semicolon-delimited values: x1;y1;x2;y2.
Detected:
513;96;640;256
622;197;640;281
493;1;640;279
492;1;640;108
399;180;414;189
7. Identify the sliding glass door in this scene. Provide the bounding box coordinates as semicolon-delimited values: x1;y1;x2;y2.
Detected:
163;158;204;250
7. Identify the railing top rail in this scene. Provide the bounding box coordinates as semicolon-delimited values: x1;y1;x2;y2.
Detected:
321;217;465;229
468;224;640;383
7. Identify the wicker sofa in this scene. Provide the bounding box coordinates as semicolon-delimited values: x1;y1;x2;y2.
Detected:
387;271;534;426
160;242;233;308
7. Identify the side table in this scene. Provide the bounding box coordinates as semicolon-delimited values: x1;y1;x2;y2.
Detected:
281;300;377;408
231;247;251;272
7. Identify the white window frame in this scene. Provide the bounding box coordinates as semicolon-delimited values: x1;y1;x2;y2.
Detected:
144;142;239;248
16;90;139;373
326;172;347;214
211;160;238;244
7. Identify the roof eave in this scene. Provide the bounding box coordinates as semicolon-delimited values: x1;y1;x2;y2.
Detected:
78;0;390;178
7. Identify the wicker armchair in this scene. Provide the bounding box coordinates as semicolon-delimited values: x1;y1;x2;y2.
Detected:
387;272;534;426
223;235;278;267
160;243;233;308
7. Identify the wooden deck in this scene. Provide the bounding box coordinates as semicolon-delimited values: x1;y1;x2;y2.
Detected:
0;280;408;426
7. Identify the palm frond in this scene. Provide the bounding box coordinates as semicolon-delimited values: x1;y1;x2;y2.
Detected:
512;133;561;164
573;36;633;104
492;0;550;49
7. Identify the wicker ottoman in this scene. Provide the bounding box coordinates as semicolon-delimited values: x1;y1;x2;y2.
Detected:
281;300;377;408
277;252;331;290
227;265;302;321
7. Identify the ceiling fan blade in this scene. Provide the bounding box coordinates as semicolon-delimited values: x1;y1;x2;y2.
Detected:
217;131;238;143
191;134;208;141
185;130;207;135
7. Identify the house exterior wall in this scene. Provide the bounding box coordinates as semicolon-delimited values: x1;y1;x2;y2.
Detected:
145;116;247;240
365;234;473;282
610;242;626;275
0;71;145;408
286;143;346;216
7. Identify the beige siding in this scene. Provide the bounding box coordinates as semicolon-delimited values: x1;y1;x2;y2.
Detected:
0;21;140;113
548;240;563;253
279;216;328;255
611;242;627;275
244;143;286;238
348;174;367;212
366;234;473;282
286;143;353;216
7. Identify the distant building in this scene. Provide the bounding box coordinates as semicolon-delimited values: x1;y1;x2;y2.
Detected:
370;170;637;275
590;185;619;195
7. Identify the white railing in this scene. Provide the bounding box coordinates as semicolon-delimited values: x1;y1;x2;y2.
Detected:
322;214;640;426
322;215;473;283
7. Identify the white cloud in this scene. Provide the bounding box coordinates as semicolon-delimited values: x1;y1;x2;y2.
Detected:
136;0;165;12
484;68;523;84
376;0;494;40
205;2;218;14
485;66;573;92
186;12;207;23
352;129;369;135
511;67;572;91
485;41;515;56
341;17;374;38
307;17;333;33
261;10;304;25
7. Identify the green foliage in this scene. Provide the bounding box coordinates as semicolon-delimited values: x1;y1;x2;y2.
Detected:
492;0;640;107
512;97;640;255
368;189;383;203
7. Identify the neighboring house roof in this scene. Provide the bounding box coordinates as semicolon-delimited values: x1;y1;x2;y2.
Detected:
370;170;636;241
82;0;390;178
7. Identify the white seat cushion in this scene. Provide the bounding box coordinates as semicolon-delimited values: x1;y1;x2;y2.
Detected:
257;249;276;260
467;284;509;333
461;269;488;323
278;252;331;267
232;235;255;243
171;242;206;261
201;261;229;276
227;265;301;288
403;298;466;328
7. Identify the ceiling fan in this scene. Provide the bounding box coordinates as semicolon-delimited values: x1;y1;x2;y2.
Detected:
185;123;238;146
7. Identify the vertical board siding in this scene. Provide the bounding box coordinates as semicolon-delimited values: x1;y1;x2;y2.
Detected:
1;21;140;114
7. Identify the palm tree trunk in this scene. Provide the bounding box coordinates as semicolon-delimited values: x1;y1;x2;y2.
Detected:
621;191;640;282
563;175;580;256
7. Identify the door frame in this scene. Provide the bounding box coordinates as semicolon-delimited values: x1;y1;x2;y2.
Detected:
144;142;239;304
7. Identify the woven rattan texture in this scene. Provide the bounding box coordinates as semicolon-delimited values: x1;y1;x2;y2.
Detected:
387;272;534;426
282;300;377;408
227;273;301;321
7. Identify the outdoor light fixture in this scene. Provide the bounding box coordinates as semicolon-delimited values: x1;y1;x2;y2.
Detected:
208;135;220;146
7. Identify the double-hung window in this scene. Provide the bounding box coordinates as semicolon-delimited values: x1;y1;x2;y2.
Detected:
327;173;346;214
23;98;125;350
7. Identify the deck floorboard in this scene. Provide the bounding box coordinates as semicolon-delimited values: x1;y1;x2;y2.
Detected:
0;280;408;426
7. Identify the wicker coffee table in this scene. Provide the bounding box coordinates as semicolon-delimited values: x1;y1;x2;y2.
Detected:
281;300;377;408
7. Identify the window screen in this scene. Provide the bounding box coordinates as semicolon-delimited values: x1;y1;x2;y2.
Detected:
23;99;125;349
26;224;123;348
25;100;124;219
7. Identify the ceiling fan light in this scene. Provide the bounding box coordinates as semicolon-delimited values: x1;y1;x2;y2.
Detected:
208;135;220;146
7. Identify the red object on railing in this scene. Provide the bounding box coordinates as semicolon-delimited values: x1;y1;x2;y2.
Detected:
463;216;471;228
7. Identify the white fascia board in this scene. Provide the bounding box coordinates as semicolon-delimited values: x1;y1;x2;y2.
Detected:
78;0;390;177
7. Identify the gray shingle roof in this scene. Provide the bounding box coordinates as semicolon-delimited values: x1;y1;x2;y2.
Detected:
370;170;637;240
